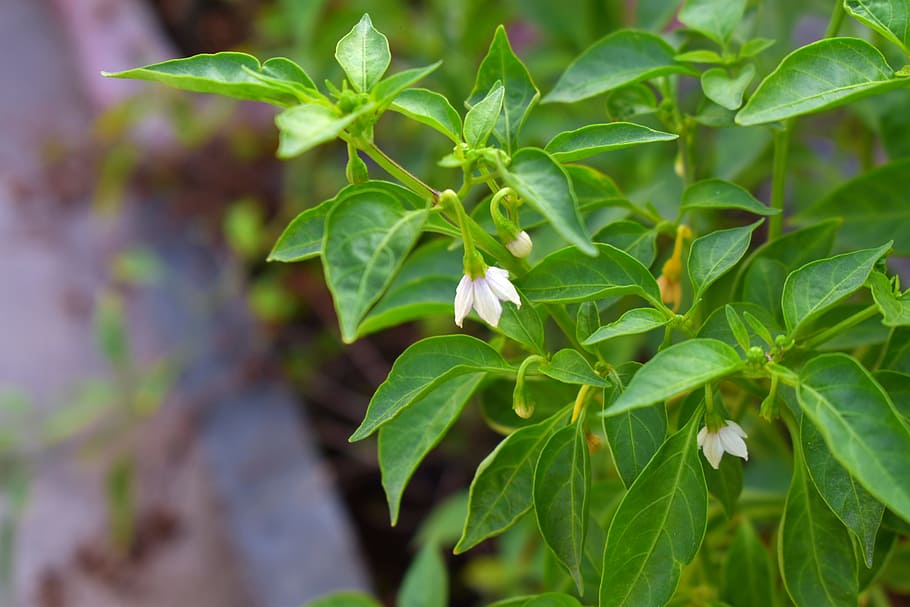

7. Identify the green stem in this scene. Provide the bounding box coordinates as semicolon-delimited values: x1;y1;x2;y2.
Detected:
825;0;846;38
801;304;880;350
768;124;791;241
351;138;439;202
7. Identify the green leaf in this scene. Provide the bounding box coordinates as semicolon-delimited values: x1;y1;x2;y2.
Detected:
269;200;333;262
721;519;776;607
599;413;707;607
845;0;910;55
390;88;463;142
724;305;751;353
582;308;669;345
540;349;610;387
797;159;910;255
498;291;547;355
698;302;783;353
875;370;910;419
779;448;859;607
675;49;727;64
679;0;747;46
396;543;447;607
305;592;382;607
801;414;883;568
372;62;442;105
534;424;591;591
736;38;906;126
323;188;427;342
518;244;661;305
335;14;390;93
688;220;763;300
102;52;312;106
781;242;891;335
606;339;744;414
500;149;596;255
455;410;567;553
544;122;677;162
464;83;505;148
869;272;910;327
350;335;513;441
379;373;484;525
525;594;584;607
594;221;658;267
743;258;788;321
704;454;743;518
468;25;540;152
882;327;910;373
545;30;693;104
797;354;910;523
739;37;776;59
701;64;756;110
740;219;840;282
602;363;668;488
680;179;777;216
275;104;363;158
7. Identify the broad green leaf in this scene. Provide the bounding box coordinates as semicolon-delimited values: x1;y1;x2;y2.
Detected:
701;64;756;110
306;592;382;607
500;149;596;255
455;410;567;553
781;242;891;335
350;335;513;441
797;159;910;255
534;424;591;591
780;448;859;607
275;104;364;158
544;123;677;162
498;291;546;355
606;339;744;414
567;166;629;213
679;0;747;46
545;30;693;104
489;594;584;607
599;414;707;607
688;220;763;300
396;543;447;607
372;62;442;106
358;239;461;336
335;14;390;93
605;83;660;120
602;363;668;488
390;88;463;142
594;221;657;267
736;38;906;126
882;326;910;373
518;244;661;305
680;179;777;216
739;219;840;284
468;25;540;152
743;258;788;320
102;53;313;106
721;519;776;607
801;414;883;567
268;201;331;262
540;349;609;387
725;305;751;353
869;272;910;327
379;373;484;525
675;49;726;63
704;454;743;518
875;370;910;419
582;308;669;345
323;188;427;342
845;0;910;55
798;353;910;522
464;83;505;148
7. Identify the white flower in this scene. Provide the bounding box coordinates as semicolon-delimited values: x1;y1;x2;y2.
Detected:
697;420;748;470
505;231;533;258
454;266;521;328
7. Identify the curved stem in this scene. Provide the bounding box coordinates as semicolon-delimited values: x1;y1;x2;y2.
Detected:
348;137;440;202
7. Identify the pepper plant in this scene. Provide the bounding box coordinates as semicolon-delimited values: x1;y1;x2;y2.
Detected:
104;1;910;605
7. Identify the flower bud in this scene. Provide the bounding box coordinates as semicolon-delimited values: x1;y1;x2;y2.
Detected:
505;230;533;258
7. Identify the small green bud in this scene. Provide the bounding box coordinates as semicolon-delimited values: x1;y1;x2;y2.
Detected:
747;346;765;365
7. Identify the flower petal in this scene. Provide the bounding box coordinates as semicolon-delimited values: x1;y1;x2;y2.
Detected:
718;427;749;461
724;420;747;438
697;426;708;448
485;267;521;308
472;278;503;326
454;274;474;327
702;433;724;469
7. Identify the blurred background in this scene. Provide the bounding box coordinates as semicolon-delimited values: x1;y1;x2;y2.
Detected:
1;0;907;606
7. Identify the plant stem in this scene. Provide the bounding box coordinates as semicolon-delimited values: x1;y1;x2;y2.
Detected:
768;124;791;241
352;138;440;202
825;0;846;38
801;304;880;349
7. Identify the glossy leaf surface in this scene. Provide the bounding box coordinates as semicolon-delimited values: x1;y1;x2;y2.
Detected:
544;122;677;162
846;0;910;54
582;308;669;345
680;179;777;216
335;14;390;92
688;220;763;300
390;88;462;142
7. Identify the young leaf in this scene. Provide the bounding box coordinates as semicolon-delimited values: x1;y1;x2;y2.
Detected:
869;272;910;327
780;447;859;607
544;122;677;162
545;30;693;103
518;244;661;306
722;519;775;607
599;414;708;607
736;38;904;126
390;88;463;143
781;242;891;335
688;220;763;300
275;104;366;158
499;149;596;255
845;0;910;55
680;179;777;216
306;593;382;607
594;221;658;267
539;349;609;387
497;291;546;355
678;0;747;47
335;14;391;93
582;308;669;345
323;188;427;342
241;57;319;99
455;411;568;553
701;64;756;110
606;339;744;414
725;305;752;353
798;353;910;522
533;424;591;591
268;199;333;262
468;25;540;153
464;83;505;148
350;336;513;441
379;373;484;525
698;302;783;353
372;62;442;106
396;543;447;607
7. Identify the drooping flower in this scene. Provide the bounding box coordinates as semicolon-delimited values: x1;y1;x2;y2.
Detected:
697;420;748;469
454;266;521;328
505;230;533;258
